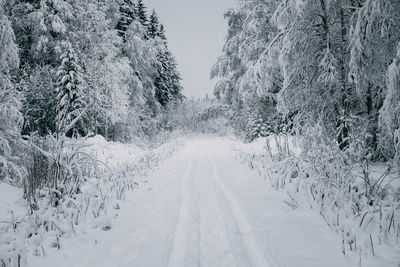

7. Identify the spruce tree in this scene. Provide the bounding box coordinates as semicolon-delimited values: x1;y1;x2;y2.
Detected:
158;24;167;40
147;9;159;39
116;0;136;40
135;0;147;26
55;42;84;134
146;10;183;106
155;50;184;106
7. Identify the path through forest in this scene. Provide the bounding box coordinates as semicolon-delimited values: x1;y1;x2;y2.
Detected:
28;137;375;267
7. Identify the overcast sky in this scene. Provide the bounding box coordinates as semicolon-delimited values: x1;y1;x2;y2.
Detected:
145;0;237;99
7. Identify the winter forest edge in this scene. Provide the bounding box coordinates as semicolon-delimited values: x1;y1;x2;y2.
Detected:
1;0;400;266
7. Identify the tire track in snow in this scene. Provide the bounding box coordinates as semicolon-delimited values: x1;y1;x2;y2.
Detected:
209;157;272;267
196;156;237;267
167;144;196;267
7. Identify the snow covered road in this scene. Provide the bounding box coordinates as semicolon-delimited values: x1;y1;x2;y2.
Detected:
28;137;379;267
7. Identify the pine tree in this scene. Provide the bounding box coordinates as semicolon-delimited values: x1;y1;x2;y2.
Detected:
135;0;147;26
55;42;85;134
116;0;136;40
158;24;167;40
147;9;159;39
155;50;184;106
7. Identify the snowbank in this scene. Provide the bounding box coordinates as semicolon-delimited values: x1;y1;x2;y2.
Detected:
84;135;146;167
0;183;27;225
231;135;400;266
0;135;182;267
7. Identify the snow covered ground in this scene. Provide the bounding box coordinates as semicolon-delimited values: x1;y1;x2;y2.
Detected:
24;136;398;267
83;135;146;168
0;183;26;226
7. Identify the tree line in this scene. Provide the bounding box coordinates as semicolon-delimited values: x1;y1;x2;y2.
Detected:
0;0;184;142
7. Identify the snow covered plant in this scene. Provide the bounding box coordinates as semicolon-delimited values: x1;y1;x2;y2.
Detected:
0;133;182;267
300;136;400;258
234;130;400;258
1;133;99;267
25;134;97;211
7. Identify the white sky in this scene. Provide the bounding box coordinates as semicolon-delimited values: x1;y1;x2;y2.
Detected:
145;0;237;99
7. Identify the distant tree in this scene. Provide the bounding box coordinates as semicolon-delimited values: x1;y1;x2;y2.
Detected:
116;0;136;40
158;24;166;40
155;49;184;106
147;9;159;38
135;0;147;26
124;20;160;116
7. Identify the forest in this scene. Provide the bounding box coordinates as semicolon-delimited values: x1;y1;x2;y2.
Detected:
1;0;400;266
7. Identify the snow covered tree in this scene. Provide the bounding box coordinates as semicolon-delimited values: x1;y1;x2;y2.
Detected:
55;42;85;134
9;3;32;68
211;7;246;105
146;13;184;107
266;0;358;149
154;49;184;106
349;0;400;156
0;10;19;73
0;3;25;183
146;9;184;107
22;66;58;135
135;0;147;27
7;0;183;141
380;43;400;164
213;0;400;155
116;0;136;40
147;9;159;39
211;0;282;135
158;24;166;40
31;0;73;66
124;19;160;116
69;0;133;139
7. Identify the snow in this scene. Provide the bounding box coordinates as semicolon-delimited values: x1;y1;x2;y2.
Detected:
84;135;146;167
24;136;398;267
0;136;397;266
0;182;27;225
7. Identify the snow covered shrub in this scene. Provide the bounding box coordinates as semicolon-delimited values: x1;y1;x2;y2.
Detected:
25;134;97;210
0;231;26;267
296;134;399;256
246;113;283;142
234;131;400;259
1;135;181;267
